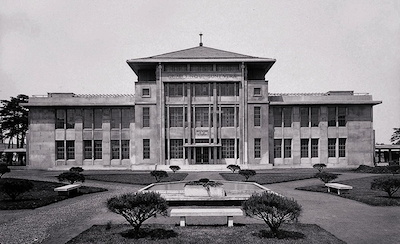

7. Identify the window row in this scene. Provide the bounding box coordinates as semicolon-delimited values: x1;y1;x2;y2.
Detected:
274;138;346;158
56;108;134;129
164;83;240;97
164;63;240;72
56;140;130;160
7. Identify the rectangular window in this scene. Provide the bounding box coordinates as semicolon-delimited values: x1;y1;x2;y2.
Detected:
274;139;282;158
221;107;235;127
66;109;75;129
83;109;93;129
142;88;150;97
169;107;184;127
83;140;92;159
338;107;347;127
195;107;209;127
254;138;261;158
283;108;292;127
164;64;187;72
218;83;236;96
94;109;102;129
66;141;75;160
311;107;319;127
55;109;66;129
56;141;64;160
253;88;261;96
143;139;150;159
94;140;102;159
311;139;319;158
111;140;120;159
328;107;336;127
143;107;150;127
190;64;213;72
111;109;121;129
170;139;183;159
328;138;336;157
194;83;210;96
300;107;309;127
121;108;132;129
284;139;292;158
168;83;184;97
254;107;261;126
216;64;239;72
301;139;309;158
273;107;282;127
339;138;346;157
222;139;235;158
122;140;130;159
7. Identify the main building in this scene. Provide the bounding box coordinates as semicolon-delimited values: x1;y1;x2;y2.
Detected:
25;44;381;170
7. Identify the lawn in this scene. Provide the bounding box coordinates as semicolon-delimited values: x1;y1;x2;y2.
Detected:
0;178;107;210
66;223;345;244
220;172;316;184
296;175;400;206
85;173;188;185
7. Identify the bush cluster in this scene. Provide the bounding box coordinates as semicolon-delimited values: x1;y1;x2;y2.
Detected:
169;165;181;173
227;164;241;173
371;176;400;198
312;163;326;172
239;169;257;181
1;179;34;201
315;172;338;183
150;170;168;182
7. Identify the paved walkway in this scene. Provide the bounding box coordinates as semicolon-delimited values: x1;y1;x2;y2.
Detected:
0;170;399;244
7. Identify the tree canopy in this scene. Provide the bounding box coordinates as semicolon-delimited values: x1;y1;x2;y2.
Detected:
391;128;400;145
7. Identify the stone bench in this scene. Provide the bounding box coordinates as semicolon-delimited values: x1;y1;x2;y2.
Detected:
325;183;353;195
54;184;81;196
170;208;243;227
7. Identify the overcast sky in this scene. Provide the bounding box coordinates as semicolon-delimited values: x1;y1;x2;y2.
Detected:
1;0;399;144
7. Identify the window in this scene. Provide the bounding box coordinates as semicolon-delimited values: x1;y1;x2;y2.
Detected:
283;108;292;127
254;107;261;126
170;139;183;159
111;109;121;129
254;138;261;158
122;140;130;159
143;107;150;127
66;109;75;129
66;141;75;160
253;88;261;96
216;64;239;72
311;139;319;158
143;139;150;159
56;141;64;160
195;107;209;127
300;107;309;127
194;83;210;96
190;64;213;72
301;139;309;158
273;107;282;127
170;107;184;127
218;83;238;96
274;139;282;158
94;140;102;159
164;64;187;72
142;88;150;97
222;139;235;158
284;139;292;158
121;108;132;129
328;138;336;157
221;107;235;127
167;83;184;97
83;109;93;129
328;107;336;127
111;140;120;159
339;138;346;157
338;107;347;127
55;109;66;129
83;140;92;159
311;107;319;127
94;109;102;129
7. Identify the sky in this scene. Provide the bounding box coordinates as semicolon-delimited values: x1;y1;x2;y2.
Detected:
0;0;399;144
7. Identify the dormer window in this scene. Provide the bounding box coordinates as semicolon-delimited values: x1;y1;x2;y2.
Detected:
142;88;150;97
254;88;261;96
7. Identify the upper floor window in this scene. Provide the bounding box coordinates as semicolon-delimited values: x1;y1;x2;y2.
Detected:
143;107;150;127
94;109;102;129
194;83;211;96
283;108;292;127
55;109;66;129
301;107;320;127
195;107;209;127
111;109;121;129
167;83;184;97
273;107;292;127
254;107;261;127
221;139;235;158
190;64;213;72
253;88;261;96
338;107;347;126
83;109;93;129
164;64;187;72
218;83;238;96
328;106;347;127
300;107;309;127
221;107;235;127
55;109;74;129
169;107;184;127
311;107;319;127
216;64;239;72
328;107;336;127
142;88;150;97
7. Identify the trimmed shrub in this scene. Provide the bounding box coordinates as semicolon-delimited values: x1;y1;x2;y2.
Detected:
227;164;241;173
315;172;338;183
169;165;181;173
371;177;400;198
69;167;84;173
150;170;168;182
198;178;210;183
387;165;400;175
1;179;34;201
239;169;257;181
242;192;302;237
57;172;85;184
107;192;168;236
312;163;327;172
0;164;11;178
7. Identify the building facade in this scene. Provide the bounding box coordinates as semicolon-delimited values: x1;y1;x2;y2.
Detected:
25;45;381;170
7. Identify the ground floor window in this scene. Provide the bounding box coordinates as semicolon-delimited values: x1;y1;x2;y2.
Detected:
301;139;309;158
311;139;319;158
222;139;235;158
83;140;92;159
122;140;130;159
143;139;150;159
170;139;184;159
66;141;75;160
328;138;336;157
111;140;120;159
254;138;261;158
274;139;282;158
56;141;64;160
339;138;346;157
284;139;292;158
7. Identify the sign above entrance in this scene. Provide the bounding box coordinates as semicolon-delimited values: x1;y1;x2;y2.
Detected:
195;128;214;138
163;73;241;82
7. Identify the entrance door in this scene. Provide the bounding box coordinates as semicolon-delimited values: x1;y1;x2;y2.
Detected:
195;147;209;164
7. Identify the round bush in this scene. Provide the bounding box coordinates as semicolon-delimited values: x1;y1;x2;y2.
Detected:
227;164;241;173
150;170;168;182
312;163;327;172
239;169;257;181
1;179;34;201
57;172;85;184
69;167;84;173
315;172;338;183
169;165;181;173
371;176;400;198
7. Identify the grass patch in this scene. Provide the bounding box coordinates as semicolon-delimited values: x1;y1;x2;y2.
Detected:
296;175;400;206
85;173;188;185
220;172;316;184
0;178;107;210
66;223;345;244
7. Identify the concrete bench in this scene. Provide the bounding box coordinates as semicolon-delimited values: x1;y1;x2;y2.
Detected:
54;184;81;196
170;208;243;227
325;183;353;195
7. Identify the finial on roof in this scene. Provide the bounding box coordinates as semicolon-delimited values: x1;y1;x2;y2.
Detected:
199;33;203;46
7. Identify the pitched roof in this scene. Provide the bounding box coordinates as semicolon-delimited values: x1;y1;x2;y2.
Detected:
146;46;257;59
